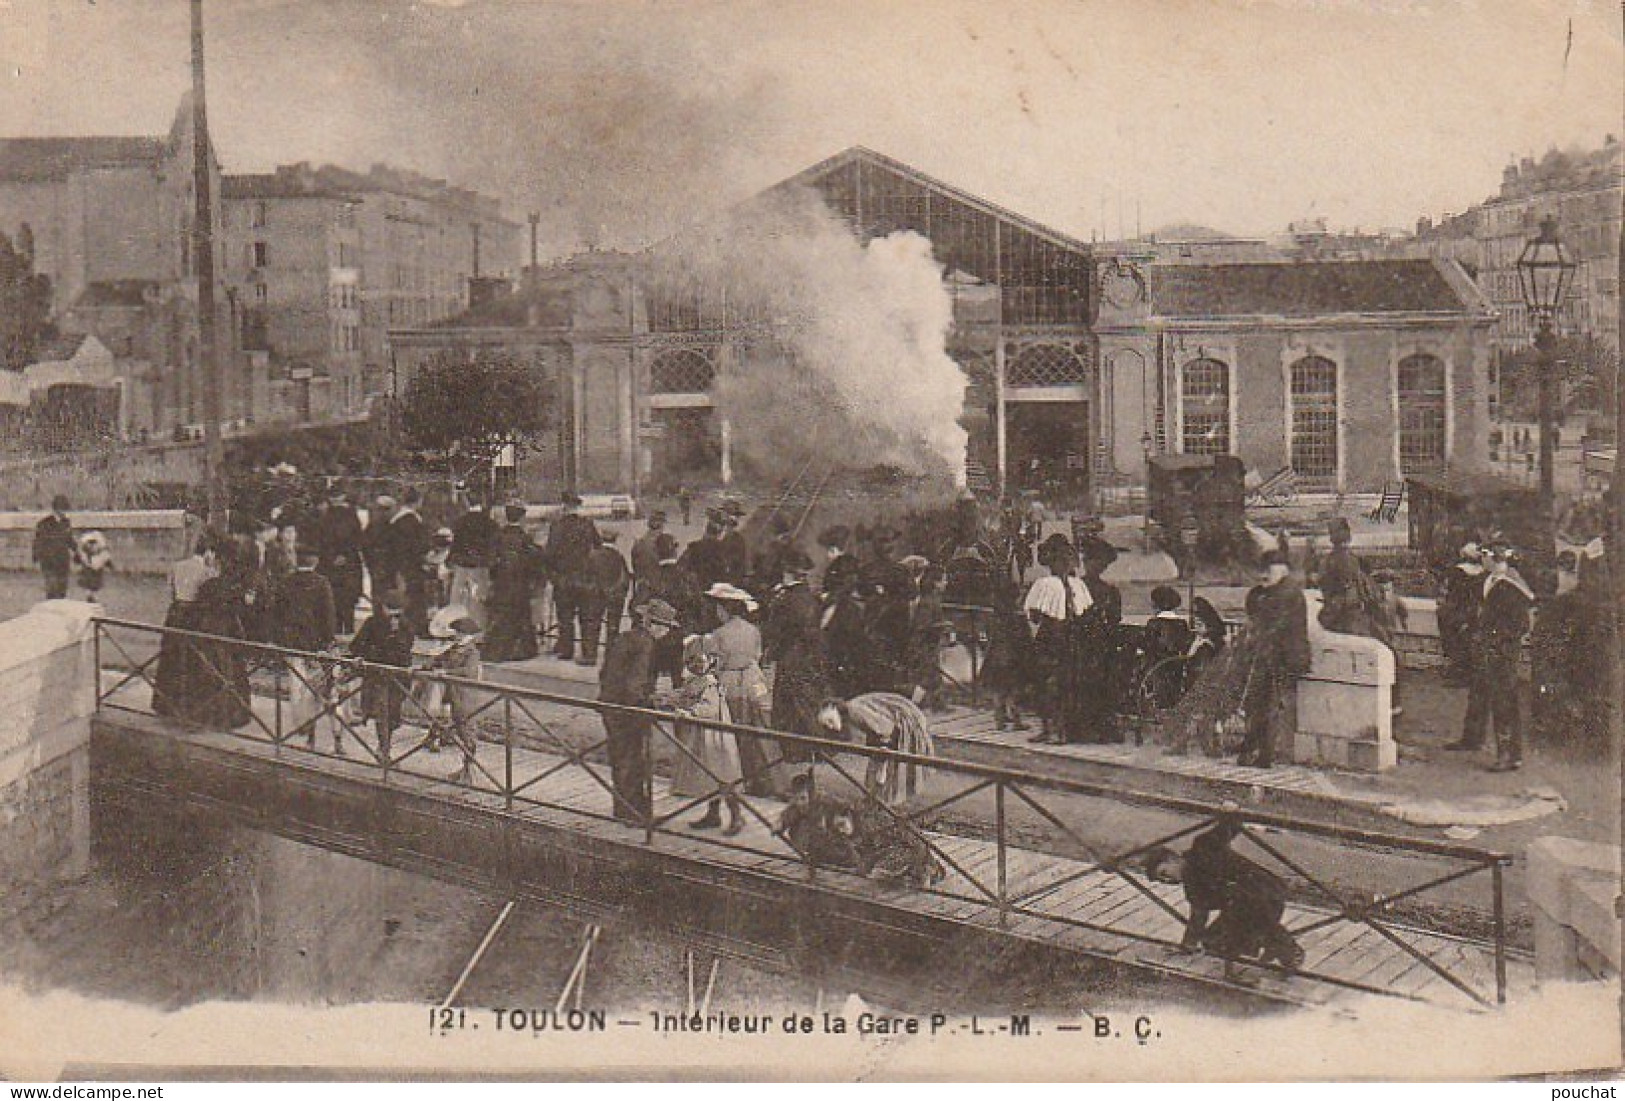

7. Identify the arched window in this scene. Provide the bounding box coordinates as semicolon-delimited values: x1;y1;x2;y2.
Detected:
1006;342;1088;387
1180;357;1230;455
649;348;715;394
1397;354;1447;474
1289;355;1338;483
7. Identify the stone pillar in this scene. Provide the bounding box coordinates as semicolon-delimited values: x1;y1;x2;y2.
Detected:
0;600;98;883
1293;590;1398;771
1527;836;1621;983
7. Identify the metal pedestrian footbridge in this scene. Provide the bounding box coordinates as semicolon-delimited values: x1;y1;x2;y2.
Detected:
89;616;1531;1014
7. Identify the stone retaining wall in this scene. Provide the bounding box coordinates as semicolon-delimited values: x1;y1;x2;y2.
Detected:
0;601;96;883
0;510;190;575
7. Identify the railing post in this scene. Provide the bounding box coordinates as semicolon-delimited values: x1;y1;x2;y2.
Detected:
504;695;514;813
273;657;283;753
805;765;818;883
92;621;102;712
643;720;655;847
1492;859;1507;1005
996;781;1008;928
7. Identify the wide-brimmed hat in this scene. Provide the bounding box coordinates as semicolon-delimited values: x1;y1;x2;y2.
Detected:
430;604;472;639
639;598;680;628
898;554;930;572
1077;534;1119;567
448;617;481;636
433;527;454;544
374;494;397;511
705;581;758;612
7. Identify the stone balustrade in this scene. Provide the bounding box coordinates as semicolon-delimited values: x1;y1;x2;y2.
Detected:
1294;590;1398;772
0;600;96;883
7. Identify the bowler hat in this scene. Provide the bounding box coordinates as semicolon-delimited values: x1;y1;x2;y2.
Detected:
640;598;680;627
1151;585;1182;612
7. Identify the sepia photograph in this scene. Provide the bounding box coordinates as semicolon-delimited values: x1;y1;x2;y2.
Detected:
0;0;1620;1083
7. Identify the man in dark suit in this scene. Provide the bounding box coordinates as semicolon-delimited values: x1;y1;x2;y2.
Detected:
582;530;631;662
32;495;75;600
1240;549;1311;768
598;598;678;824
388;488;432;638
546;490;600;661
1449;543;1535;771
271;546;338;748
310;488;365;634
629;510;667;608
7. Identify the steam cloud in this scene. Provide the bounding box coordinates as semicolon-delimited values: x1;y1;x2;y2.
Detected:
648;188;969;487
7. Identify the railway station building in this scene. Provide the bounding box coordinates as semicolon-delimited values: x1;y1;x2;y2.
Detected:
389;148;1496;499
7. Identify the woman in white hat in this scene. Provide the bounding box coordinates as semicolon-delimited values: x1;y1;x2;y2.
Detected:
704;583;781;796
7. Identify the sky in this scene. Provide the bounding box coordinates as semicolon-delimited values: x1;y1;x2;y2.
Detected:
0;0;1620;258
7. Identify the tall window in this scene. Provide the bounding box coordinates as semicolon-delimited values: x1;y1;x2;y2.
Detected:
1289;355;1339;483
1397;353;1447;474
1180;357;1231;455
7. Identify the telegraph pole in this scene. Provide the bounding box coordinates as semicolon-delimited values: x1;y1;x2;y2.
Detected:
191;0;227;526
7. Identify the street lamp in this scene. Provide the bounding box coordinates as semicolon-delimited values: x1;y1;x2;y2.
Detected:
1515;214;1577;514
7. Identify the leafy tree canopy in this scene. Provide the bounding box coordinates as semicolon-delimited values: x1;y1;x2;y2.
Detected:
401;350;554;477
0;225;56;371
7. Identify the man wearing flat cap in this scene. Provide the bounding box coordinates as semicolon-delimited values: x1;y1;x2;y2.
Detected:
1239;549;1310;768
599;598;679;824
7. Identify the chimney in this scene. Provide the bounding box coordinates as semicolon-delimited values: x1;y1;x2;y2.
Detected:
528;213;540;269
470;222;482;278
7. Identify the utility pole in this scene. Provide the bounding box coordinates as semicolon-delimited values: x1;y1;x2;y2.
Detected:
191;0;226;526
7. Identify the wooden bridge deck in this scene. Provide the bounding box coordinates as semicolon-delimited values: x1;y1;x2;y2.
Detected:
93;677;1530;1015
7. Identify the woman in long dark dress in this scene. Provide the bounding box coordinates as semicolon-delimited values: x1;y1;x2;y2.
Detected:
152;536;219;719
184;541;255;730
761;549;828;765
1022;534;1092;745
483;505;545;662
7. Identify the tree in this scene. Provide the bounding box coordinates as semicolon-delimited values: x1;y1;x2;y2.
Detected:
401;350;555;481
0;225;55;371
1498;334;1620;421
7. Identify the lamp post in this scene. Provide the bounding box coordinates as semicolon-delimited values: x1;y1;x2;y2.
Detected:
1515;215;1577;518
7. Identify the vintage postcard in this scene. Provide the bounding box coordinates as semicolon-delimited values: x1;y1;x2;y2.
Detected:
0;0;1620;1083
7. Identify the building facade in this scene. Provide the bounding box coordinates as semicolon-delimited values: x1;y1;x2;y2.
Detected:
1097;255;1496;493
391;149;1495;498
222;163;520;427
0;95;237;437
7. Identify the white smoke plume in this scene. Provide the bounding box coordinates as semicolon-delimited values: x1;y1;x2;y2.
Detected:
649;187;968;487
